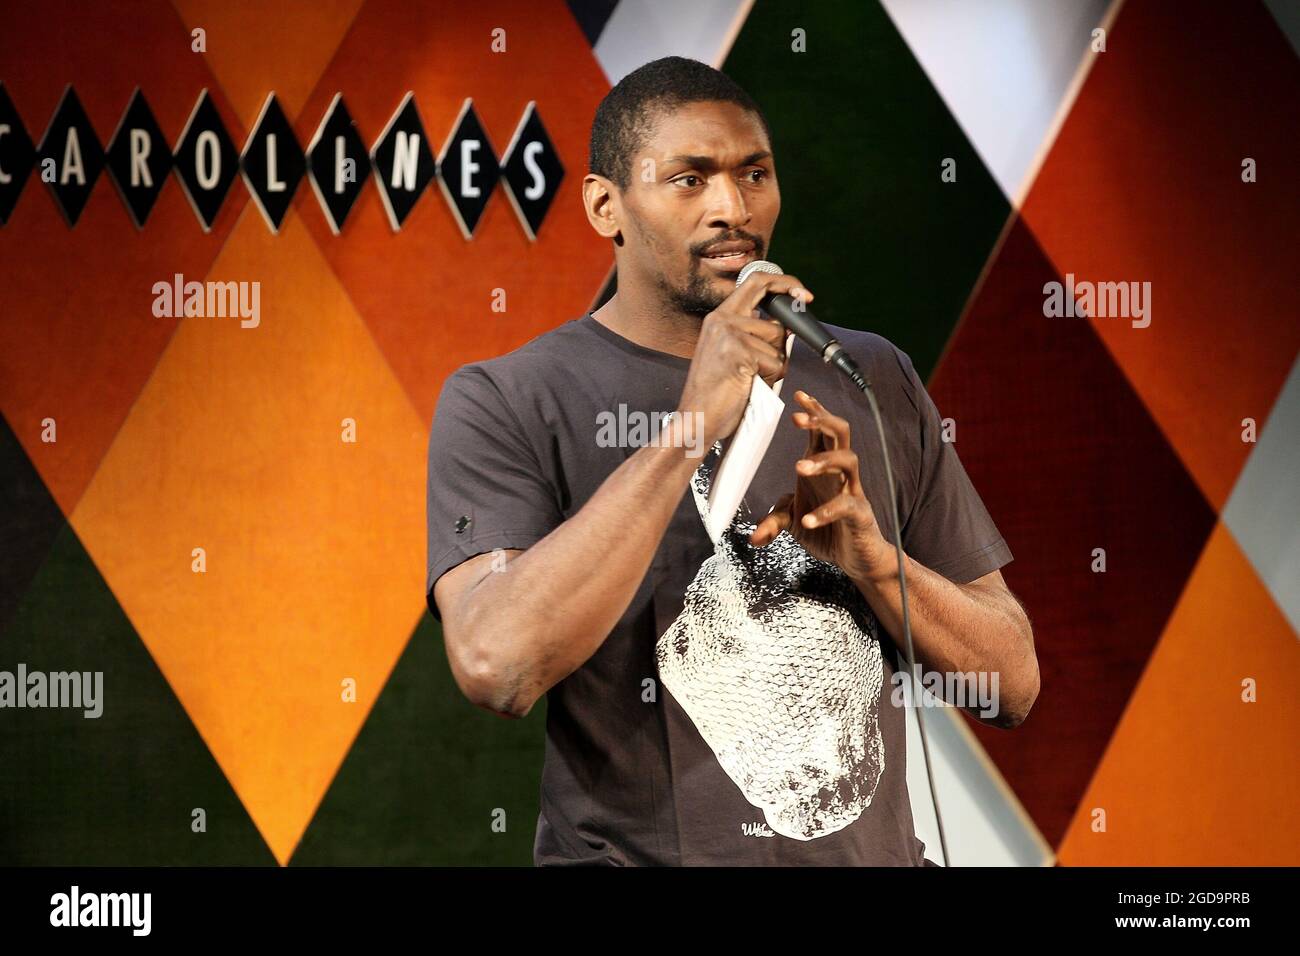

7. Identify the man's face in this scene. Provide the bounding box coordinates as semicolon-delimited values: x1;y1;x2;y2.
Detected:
618;101;779;315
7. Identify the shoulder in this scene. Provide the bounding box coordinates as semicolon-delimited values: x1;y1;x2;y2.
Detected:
438;317;589;406
820;323;921;405
823;324;909;364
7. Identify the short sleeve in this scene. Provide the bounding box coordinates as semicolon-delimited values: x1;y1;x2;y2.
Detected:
425;365;564;619
893;347;1012;585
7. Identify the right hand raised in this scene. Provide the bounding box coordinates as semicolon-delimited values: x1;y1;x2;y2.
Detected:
676;271;814;449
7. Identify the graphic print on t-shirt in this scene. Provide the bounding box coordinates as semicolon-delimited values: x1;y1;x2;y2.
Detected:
655;443;886;841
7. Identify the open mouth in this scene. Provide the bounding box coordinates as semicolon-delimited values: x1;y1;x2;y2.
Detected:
698;242;757;269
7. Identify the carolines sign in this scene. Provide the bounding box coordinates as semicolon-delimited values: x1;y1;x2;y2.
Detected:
0;83;563;239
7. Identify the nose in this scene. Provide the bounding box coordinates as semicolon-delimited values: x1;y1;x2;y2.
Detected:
705;176;750;230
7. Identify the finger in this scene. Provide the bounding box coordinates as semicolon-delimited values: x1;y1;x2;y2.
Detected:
714;326;781;377
792;408;839;456
796;449;863;496
759;354;790;390
749;493;794;546
792;409;825;457
762;326;792;386
724;271;814;315
729;313;788;351
799;492;866;530
746;338;786;381
793;390;850;450
705;310;784;357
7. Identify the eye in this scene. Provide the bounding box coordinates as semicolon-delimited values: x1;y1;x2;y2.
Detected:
672;174;703;189
743;168;768;183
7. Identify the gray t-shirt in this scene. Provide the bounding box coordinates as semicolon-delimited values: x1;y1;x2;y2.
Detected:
426;313;1012;865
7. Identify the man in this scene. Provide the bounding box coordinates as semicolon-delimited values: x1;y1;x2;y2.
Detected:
426;56;1038;866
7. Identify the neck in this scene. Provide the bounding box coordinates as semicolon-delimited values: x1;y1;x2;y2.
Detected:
591;284;702;359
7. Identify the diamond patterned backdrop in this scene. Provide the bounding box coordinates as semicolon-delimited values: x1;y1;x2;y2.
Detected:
2;0;1296;865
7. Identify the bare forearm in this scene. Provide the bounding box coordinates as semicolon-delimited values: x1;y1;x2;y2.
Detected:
460;420;700;715
850;549;1037;728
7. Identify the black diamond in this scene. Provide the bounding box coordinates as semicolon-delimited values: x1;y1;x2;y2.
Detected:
106;88;172;228
370;92;436;231
36;85;104;226
241;93;305;233
306;93;371;234
437;99;499;238
0;83;36;225
173;89;239;232
500;102;564;241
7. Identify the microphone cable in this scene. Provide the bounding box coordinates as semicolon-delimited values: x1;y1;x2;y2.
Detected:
854;370;951;868
737;259;951;866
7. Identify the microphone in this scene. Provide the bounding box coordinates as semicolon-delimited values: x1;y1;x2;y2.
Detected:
736;259;871;391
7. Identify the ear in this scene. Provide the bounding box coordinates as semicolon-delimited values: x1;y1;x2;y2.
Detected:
582;173;622;241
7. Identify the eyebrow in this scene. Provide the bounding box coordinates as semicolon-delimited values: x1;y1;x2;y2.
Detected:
663;150;772;171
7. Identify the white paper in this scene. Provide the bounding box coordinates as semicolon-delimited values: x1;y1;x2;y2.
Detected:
705;332;795;542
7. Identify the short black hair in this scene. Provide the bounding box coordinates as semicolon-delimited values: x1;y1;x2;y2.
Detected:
588;56;771;190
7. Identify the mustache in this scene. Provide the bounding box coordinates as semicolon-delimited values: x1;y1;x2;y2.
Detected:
690;230;766;258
